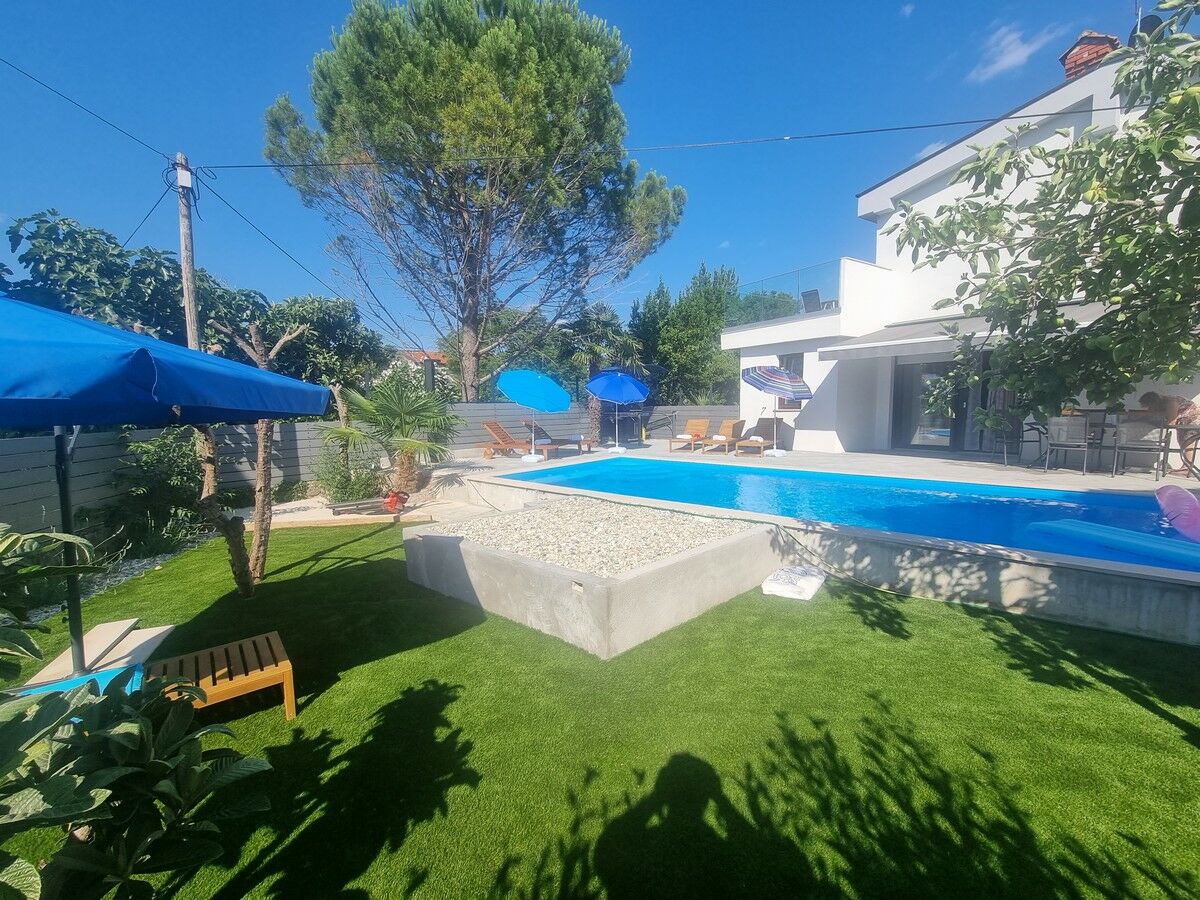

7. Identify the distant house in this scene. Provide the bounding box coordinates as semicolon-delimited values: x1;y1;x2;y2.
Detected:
722;29;1190;454
398;349;449;367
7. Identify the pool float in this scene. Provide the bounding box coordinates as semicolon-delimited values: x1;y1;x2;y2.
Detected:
1155;485;1200;543
1027;519;1200;569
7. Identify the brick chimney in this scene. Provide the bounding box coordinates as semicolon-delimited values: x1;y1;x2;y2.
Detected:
1059;30;1121;80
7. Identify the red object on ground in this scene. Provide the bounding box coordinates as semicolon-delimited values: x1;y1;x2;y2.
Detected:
385;491;408;513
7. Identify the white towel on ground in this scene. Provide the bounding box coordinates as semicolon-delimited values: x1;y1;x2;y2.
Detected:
675;433;694;440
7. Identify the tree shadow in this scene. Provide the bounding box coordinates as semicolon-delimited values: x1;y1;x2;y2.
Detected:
198;679;479;899
492;696;1196;898
831;580;913;639
154;554;486;715
961;605;1200;750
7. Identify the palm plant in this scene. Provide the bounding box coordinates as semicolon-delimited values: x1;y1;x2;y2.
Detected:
563;303;644;442
320;377;462;494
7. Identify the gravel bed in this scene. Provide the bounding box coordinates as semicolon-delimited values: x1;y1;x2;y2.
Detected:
424;496;752;578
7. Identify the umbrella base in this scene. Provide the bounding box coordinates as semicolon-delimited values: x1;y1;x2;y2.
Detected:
763;448;787;458
606;445;627;454
520;453;545;463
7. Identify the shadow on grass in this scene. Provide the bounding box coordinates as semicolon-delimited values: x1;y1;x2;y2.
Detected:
185;679;480;899
154;550;486;715
491;696;1196;899
830;580;913;639
959;605;1200;750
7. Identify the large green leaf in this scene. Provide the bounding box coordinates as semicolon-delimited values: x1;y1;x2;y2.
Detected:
204;757;271;795
0;778;110;828
0;850;41;900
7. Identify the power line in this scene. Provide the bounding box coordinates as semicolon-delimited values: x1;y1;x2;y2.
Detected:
191;170;342;298
199;105;1140;170
0;54;169;160
120;184;173;248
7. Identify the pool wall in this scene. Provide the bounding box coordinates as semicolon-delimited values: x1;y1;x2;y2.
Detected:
459;471;1200;648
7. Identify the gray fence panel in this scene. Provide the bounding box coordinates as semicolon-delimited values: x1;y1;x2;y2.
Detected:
0;405;735;532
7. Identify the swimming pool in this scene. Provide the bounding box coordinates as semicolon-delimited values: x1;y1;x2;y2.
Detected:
503;457;1199;573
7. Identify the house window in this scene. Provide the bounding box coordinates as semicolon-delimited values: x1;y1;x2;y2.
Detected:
777;353;805;410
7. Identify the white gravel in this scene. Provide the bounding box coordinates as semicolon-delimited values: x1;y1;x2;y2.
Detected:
424;496;752;578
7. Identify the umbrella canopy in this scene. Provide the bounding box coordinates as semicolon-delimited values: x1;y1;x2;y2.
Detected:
496;369;570;413
0;295;331;427
586;370;650;406
740;366;813;402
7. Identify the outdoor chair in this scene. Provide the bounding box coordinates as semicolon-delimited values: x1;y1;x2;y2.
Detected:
668;419;710;452
701;419;743;454
523;419;592;456
1110;416;1168;480
1044;415;1092;474
480;420;550;460
147;631;296;721
735;419;776;456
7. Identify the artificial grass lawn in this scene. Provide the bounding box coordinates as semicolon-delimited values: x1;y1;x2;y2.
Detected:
10;524;1200;897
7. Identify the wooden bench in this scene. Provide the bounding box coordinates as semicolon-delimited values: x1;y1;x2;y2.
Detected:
147;631;296;720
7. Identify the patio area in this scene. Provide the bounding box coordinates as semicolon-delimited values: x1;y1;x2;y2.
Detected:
5;524;1198;897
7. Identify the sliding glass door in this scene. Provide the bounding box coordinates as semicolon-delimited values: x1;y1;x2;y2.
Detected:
891;360;967;450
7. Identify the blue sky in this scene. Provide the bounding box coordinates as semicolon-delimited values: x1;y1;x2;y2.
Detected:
1;0;1137;344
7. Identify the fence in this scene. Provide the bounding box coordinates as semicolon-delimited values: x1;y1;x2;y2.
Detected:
0;404;738;534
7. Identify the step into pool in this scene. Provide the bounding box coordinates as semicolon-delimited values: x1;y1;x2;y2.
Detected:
504;457;1198;573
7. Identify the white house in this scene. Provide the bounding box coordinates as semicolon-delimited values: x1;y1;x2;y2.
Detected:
723;30;1194;456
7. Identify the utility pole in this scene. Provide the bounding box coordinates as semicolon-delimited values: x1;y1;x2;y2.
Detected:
176;151;200;350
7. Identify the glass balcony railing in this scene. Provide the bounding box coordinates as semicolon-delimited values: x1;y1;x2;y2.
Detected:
725;259;841;328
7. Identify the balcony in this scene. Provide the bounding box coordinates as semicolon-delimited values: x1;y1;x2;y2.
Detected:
725;259;842;329
721;258;894;352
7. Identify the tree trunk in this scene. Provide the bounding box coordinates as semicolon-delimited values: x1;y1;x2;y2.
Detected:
460;322;480;402
588;395;602;443
194;426;254;597
392;451;419;494
248;417;275;583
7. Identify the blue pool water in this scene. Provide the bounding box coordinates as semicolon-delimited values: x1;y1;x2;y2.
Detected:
503;457;1199;572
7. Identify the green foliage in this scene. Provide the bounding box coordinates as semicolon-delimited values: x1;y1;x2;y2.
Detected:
2;212;263;350
890;3;1200;420
654;265;740;403
629;280;671;369
0;673;269;899
106;430;206;558
724;289;798;327
439;310;579;400
259;296;390;390
271;480;311;505
562;302;643;379
265;0;685;399
313;450;382;504
0;528;98;678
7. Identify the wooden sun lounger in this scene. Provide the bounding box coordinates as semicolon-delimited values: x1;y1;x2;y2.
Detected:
735;419;776;456
701;419;742;454
147;630;296;721
479;420;551;460
25;619;175;687
668;419;710;452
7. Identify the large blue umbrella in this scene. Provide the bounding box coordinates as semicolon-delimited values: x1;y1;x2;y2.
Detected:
0;294;332;673
497;370;570;460
586;371;649;452
0;295;331;427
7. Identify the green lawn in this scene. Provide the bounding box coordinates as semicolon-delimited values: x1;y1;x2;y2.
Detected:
9;525;1200;898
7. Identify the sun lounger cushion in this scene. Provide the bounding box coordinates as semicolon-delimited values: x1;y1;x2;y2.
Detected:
711;434;728;440
747;436;764;442
534;438;552;445
676;433;694;439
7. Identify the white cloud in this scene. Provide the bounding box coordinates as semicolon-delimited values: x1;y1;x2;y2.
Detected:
717;239;731;250
967;23;1064;83
915;140;948;160
900;3;915;18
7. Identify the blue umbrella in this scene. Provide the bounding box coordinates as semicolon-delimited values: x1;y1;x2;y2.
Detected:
497;370;571;460
0;294;332;674
0;295;331;427
586;370;649;452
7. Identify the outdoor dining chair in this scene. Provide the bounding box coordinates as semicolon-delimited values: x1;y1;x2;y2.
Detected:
1044;415;1092;474
1110;416;1169;480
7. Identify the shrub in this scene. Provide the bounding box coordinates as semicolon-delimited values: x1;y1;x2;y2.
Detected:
314;450;380;503
0;673;270;900
107;429;206;557
272;479;310;504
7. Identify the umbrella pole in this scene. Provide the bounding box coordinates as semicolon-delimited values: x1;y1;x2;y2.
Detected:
54;426;86;675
